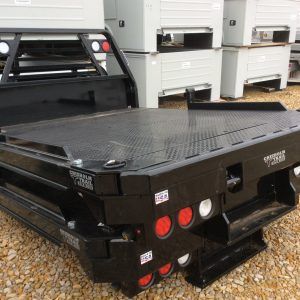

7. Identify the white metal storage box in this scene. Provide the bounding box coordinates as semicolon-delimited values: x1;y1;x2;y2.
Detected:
290;52;300;64
0;0;104;30
291;42;300;52
297;0;300;33
223;0;298;46
289;52;300;82
221;45;291;98
108;49;222;108
104;0;224;52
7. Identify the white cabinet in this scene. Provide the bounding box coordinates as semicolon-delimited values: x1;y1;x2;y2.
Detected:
221;45;291;98
104;0;224;51
223;0;298;46
296;0;300;32
108;49;222;108
0;0;104;30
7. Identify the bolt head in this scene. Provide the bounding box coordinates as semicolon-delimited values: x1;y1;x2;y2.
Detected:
67;221;76;230
72;159;83;167
294;166;300;177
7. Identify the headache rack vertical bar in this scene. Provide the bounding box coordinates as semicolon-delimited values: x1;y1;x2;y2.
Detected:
78;34;107;77
1;33;22;83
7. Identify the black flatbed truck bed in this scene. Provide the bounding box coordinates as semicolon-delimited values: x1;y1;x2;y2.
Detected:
0;29;300;297
1;103;300;297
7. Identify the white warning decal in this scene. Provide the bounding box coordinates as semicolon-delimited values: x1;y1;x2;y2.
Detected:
264;150;286;168
155;190;169;205
140;251;153;265
69;170;94;191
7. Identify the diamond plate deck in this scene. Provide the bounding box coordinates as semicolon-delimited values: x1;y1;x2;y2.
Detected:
4;108;300;163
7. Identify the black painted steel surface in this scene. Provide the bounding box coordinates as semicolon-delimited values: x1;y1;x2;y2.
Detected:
1;106;300;297
5;108;300;163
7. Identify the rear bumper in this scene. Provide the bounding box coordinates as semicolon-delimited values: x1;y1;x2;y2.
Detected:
0;163;299;297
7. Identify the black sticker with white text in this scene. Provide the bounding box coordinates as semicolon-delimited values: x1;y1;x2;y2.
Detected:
264;150;286;168
69;170;95;192
60;229;80;250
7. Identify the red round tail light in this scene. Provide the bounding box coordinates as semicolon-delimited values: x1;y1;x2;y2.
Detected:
101;41;111;52
178;207;193;228
138;273;153;288
155;216;172;238
159;263;173;277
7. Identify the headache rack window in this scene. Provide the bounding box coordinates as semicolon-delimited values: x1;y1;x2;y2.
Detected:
0;33;124;82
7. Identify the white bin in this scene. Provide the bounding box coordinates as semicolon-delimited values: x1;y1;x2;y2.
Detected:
221;45;291;98
297;0;300;33
104;0;224;52
0;0;104;31
223;0;298;46
108;49;222;108
291;52;300;63
291;43;300;52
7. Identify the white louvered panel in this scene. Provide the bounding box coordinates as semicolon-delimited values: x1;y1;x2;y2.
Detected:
161;49;218;90
247;47;283;79
0;0;104;29
160;0;222;28
255;0;296;27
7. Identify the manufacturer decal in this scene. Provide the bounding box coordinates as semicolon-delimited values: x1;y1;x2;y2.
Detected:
182;62;191;70
69;170;94;191
257;55;266;63
212;3;221;10
60;229;80;250
155;190;169;205
140;250;153;265
15;0;31;5
264;150;286;167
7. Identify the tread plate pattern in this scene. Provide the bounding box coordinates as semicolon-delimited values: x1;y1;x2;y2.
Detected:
5;109;300;162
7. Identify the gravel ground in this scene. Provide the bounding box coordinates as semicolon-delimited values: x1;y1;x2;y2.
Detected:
160;85;300;110
0;85;300;300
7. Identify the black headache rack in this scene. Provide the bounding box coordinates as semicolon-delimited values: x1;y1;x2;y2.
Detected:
0;29;138;126
0;98;300;297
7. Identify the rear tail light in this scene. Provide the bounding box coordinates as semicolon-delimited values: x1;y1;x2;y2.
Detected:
159;263;173;277
177;253;191;267
91;41;101;52
101;41;111;53
0;42;9;55
178;207;193;228
199;199;213;218
138;273;154;288
155;216;172;238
